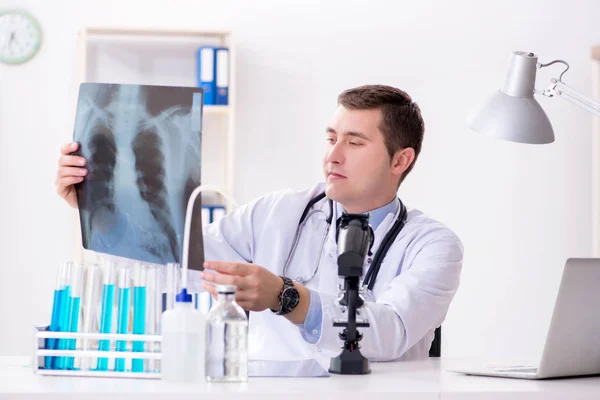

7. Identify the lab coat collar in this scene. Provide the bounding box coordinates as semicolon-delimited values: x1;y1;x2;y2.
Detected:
335;198;399;231
325;198;401;257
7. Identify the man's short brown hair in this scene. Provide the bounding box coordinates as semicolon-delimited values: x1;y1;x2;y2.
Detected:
337;85;425;185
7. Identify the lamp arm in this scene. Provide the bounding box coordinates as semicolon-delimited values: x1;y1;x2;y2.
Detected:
541;78;600;118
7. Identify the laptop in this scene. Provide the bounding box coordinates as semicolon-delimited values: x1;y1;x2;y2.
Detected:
448;258;600;379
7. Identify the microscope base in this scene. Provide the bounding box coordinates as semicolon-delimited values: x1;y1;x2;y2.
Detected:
329;348;371;375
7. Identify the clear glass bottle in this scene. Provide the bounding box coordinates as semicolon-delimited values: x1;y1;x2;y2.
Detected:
205;284;248;382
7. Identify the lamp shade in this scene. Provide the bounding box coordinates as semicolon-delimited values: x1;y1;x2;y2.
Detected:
466;51;555;144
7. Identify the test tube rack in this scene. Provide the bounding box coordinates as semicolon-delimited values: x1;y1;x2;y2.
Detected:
32;325;162;379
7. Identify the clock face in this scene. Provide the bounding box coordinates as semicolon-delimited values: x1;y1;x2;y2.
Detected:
0;10;42;65
282;287;300;310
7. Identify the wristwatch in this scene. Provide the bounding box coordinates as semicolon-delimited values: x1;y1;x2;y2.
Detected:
271;276;300;315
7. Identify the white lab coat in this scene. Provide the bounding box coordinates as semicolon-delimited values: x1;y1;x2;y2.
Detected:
190;182;463;367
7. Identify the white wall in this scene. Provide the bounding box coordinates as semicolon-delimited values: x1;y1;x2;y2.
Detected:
1;0;599;361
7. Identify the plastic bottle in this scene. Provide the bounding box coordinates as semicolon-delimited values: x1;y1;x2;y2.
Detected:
161;288;206;383
205;284;248;382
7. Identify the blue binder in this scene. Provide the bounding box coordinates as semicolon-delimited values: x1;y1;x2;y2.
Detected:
201;205;227;225
215;47;229;105
196;46;216;105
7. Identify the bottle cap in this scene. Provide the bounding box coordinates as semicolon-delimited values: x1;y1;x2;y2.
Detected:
216;285;237;294
176;288;192;303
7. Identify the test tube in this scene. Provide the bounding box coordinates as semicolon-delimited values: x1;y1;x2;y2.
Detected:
81;264;102;371
132;263;147;372
197;292;213;315
96;261;116;371
46;262;69;369
115;267;131;372
66;264;84;370
56;261;73;369
145;265;161;373
163;262;180;312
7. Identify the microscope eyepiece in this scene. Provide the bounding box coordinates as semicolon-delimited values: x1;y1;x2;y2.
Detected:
336;213;374;278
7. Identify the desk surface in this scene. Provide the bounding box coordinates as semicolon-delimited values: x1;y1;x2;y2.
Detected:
1;356;599;400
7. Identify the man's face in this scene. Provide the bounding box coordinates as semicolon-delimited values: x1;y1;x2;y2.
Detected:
322;106;398;213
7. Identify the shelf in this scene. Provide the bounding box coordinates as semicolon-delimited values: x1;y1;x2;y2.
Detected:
204;105;229;115
83;27;231;38
81;27;232;58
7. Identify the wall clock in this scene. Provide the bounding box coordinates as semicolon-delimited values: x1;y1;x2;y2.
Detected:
0;9;42;65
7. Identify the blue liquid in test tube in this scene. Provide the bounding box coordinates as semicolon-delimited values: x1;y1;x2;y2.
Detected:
132;263;147;372
66;264;84;370
55;262;73;370
97;262;116;371
115;268;131;372
46;262;69;369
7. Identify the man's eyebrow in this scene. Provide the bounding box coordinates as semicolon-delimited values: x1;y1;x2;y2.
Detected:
345;131;371;141
326;127;371;141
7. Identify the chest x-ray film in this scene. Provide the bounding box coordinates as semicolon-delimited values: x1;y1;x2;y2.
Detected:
72;83;205;270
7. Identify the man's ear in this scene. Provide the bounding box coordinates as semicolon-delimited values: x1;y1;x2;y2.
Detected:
391;147;415;177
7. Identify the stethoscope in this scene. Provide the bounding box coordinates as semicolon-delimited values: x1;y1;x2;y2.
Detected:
282;192;408;291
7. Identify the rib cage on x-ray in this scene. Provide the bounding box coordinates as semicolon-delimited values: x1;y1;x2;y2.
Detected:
73;83;204;267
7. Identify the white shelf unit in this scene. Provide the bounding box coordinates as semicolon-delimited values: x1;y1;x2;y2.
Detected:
70;27;236;262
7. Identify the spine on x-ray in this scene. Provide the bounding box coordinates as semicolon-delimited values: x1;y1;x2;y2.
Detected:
87;125;117;232
132;129;179;262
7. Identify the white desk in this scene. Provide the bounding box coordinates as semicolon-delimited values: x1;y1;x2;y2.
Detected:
1;356;599;400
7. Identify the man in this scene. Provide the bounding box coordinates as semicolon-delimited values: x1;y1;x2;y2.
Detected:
56;85;463;365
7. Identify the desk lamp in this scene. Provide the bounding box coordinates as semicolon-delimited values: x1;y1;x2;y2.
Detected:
466;50;600;143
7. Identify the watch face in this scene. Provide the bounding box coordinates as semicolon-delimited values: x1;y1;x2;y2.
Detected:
282;287;300;310
0;10;42;65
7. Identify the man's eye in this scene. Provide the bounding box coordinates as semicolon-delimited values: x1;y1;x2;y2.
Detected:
350;142;362;147
326;138;335;143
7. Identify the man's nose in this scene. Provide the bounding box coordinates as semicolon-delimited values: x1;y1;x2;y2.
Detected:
326;142;344;164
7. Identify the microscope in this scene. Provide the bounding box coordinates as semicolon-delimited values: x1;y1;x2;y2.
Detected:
329;213;374;375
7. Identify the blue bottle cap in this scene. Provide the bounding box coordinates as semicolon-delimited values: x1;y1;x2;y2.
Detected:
176;288;192;303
